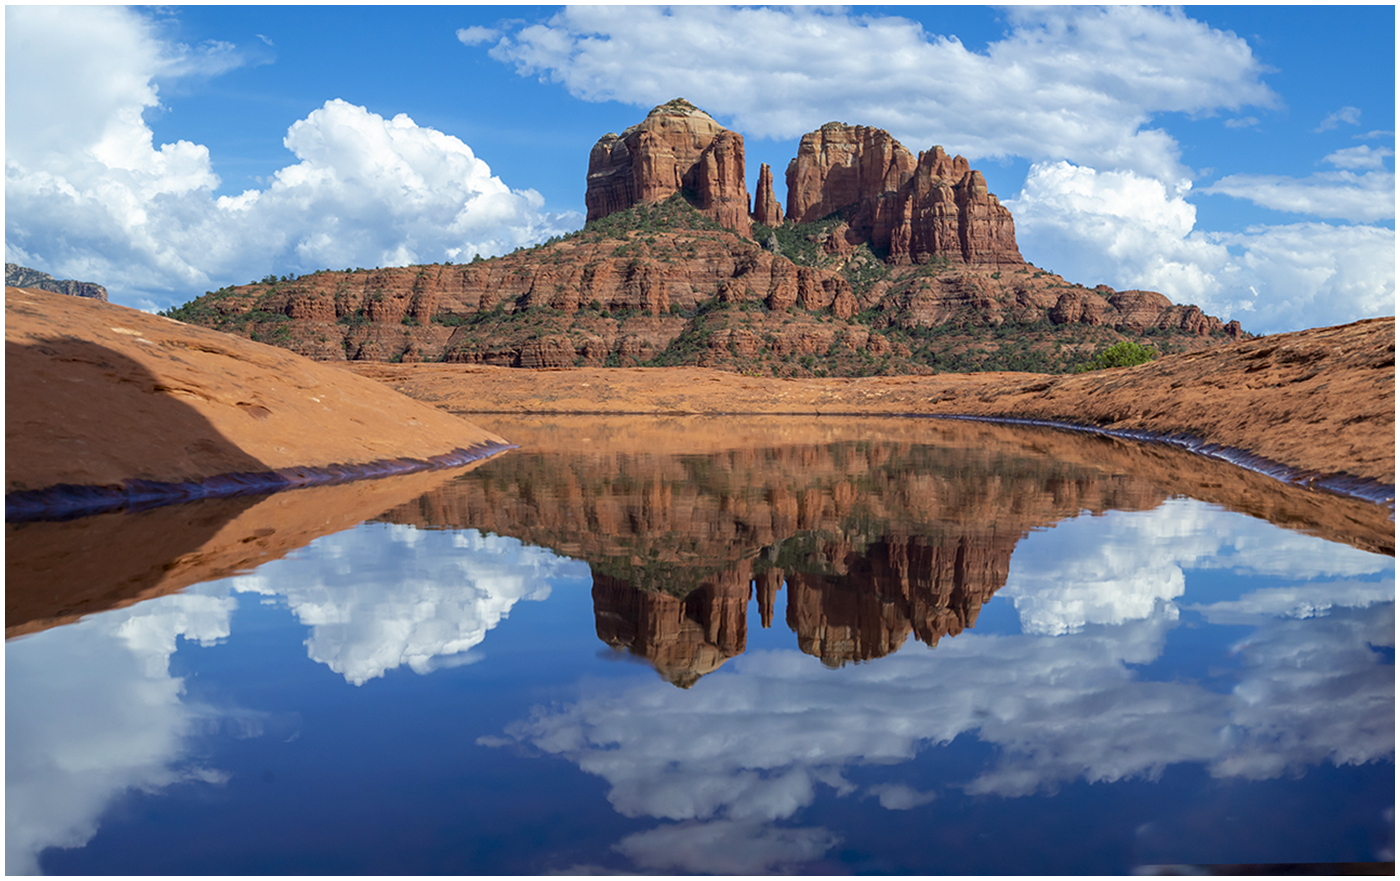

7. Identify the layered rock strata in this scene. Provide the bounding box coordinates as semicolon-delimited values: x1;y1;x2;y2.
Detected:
585;98;752;235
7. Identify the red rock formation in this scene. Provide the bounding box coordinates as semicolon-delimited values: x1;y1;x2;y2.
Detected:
751;163;783;226
585;99;752;236
787;124;1024;267
787;124;916;229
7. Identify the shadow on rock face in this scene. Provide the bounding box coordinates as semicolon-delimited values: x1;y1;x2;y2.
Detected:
6;335;273;495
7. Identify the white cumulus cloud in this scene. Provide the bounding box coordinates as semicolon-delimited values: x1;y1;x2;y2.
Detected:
1326;145;1396;171
1004;499;1393;636
1203;170;1394;222
5;6;574;311
481;5;1274;183
1007;161;1395;332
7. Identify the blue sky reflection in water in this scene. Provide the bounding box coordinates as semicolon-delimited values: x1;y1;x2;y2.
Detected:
7;473;1394;874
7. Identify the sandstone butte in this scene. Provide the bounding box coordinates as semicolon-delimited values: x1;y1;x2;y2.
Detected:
167;98;1245;375
587;97;753;237
5;286;510;512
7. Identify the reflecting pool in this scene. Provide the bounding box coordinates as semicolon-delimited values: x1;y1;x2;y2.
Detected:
6;417;1394;874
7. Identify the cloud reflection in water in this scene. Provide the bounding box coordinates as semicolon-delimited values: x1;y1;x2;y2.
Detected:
231;524;585;684
6;525;581;874
490;501;1394;872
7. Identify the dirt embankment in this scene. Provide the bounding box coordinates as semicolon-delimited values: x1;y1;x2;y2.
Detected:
346;317;1394;493
5;287;509;508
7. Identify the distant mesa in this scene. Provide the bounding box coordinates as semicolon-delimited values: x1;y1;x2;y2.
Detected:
6;263;108;302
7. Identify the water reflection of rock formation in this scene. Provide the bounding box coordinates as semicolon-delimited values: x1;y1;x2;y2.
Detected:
784;532;1016;667
594;572;749;688
380;431;1169;685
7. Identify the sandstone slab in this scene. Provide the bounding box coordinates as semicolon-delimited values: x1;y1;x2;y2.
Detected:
6;287;509;505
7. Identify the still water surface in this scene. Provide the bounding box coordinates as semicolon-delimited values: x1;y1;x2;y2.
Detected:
7;418;1394;874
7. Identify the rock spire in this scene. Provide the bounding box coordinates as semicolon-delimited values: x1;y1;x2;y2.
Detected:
751;162;783;226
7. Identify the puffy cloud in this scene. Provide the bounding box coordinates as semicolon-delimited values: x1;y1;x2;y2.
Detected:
1212;603;1394;780
455;26;499;46
1188;581;1394;626
1007;161;1395;332
5;7;574;311
1006;161;1242;313
482;5;1274;182
1326;145;1395;171
1316;105;1363;132
1005;499;1393;635
1209;222;1396;331
6;590;238;875
232;524;585;685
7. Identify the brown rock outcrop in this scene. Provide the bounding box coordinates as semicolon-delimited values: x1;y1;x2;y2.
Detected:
585;99;752;235
751;162;783;226
5;263;108;302
787;124;1024;267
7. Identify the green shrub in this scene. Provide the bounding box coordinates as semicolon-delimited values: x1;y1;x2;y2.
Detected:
1076;340;1157;372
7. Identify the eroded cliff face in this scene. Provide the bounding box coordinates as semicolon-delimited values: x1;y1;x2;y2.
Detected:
586;98;752;236
787;125;1024;266
378;426;1170;683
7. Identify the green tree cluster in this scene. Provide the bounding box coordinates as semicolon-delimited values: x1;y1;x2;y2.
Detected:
1075;340;1157;372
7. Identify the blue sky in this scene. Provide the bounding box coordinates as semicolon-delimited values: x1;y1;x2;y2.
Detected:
5;5;1394;333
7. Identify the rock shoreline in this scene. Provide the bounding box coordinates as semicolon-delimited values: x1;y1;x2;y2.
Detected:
5;441;516;522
